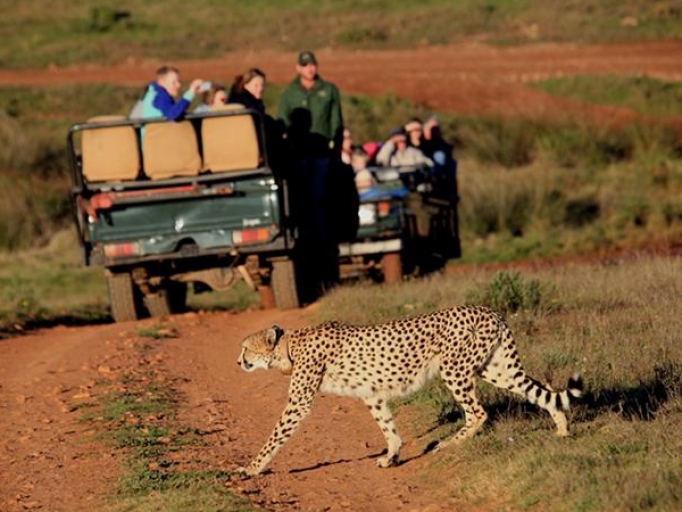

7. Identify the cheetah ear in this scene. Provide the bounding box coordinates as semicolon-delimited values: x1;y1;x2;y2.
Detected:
265;325;284;348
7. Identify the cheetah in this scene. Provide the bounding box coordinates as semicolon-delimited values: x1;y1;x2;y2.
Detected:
236;305;583;475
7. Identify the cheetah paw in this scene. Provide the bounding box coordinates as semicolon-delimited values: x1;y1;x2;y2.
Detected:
234;465;258;478
375;454;398;468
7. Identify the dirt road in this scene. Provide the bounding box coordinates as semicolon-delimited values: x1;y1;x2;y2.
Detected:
2;40;681;120
1;307;463;511
2;40;682;511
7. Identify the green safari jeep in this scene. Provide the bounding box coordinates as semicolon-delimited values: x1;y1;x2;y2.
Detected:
67;107;300;322
338;163;460;283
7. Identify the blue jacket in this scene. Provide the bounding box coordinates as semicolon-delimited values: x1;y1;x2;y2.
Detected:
141;82;194;120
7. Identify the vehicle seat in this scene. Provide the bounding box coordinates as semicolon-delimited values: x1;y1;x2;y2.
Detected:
201;104;260;173
143;120;202;180
81;115;140;182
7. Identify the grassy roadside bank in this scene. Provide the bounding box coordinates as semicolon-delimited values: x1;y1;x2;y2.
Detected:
316;256;682;511
79;325;257;512
63;254;682;511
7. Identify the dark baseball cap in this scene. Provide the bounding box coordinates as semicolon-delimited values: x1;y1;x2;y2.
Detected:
297;50;317;66
388;126;406;139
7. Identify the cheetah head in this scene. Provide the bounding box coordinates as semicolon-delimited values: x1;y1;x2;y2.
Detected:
237;324;292;375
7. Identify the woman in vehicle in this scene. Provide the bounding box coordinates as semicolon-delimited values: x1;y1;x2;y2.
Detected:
227;68;266;113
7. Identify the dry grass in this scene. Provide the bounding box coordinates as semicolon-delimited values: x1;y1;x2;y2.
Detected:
4;0;680;68
317;256;682;511
455;155;682;263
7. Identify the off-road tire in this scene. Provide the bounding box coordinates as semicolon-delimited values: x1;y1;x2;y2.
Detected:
381;252;402;284
143;281;188;318
107;271;142;323
271;259;300;309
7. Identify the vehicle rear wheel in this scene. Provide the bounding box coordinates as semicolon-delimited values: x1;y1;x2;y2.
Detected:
144;281;188;318
381;252;402;284
107;271;142;323
271;258;300;309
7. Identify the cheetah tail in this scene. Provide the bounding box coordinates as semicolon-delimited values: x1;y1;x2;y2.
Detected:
556;373;584;411
526;373;583;411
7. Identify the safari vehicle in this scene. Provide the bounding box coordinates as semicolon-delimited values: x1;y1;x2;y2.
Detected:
338;163;460;283
67;107;300;322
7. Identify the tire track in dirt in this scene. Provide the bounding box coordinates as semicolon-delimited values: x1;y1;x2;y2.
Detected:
2;40;681;120
164;308;461;512
0;323;135;511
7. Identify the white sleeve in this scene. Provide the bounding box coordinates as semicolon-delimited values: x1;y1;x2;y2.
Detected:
375;140;395;166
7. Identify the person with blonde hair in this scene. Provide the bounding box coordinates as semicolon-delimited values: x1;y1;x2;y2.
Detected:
194;83;227;113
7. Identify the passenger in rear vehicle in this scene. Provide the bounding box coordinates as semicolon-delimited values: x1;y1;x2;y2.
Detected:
404;117;425;150
139;65;203;120
194;83;228;113
350;147;376;194
375;126;434;169
228;68;267;114
421;115;453;166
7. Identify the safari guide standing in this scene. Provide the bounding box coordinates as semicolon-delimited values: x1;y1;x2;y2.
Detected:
277;50;347;299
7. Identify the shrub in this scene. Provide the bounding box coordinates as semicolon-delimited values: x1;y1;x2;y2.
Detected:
564;196;601;228
466;270;555;315
88;8;133;33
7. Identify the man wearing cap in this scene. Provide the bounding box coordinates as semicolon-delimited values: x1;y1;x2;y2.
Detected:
277;50;346;297
277;50;343;154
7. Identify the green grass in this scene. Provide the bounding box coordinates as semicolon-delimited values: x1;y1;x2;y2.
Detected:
81;336;257;512
1;77;681;324
316;256;682;511
454;152;682;264
534;75;682;118
0;230;109;335
1;0;680;69
2;81;681;255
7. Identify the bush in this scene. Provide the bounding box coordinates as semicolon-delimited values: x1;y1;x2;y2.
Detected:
466;271;555;315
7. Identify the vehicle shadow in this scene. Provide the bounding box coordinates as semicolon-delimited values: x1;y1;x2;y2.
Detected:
0;309;111;339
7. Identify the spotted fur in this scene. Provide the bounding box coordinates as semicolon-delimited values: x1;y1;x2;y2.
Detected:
236;306;583;475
